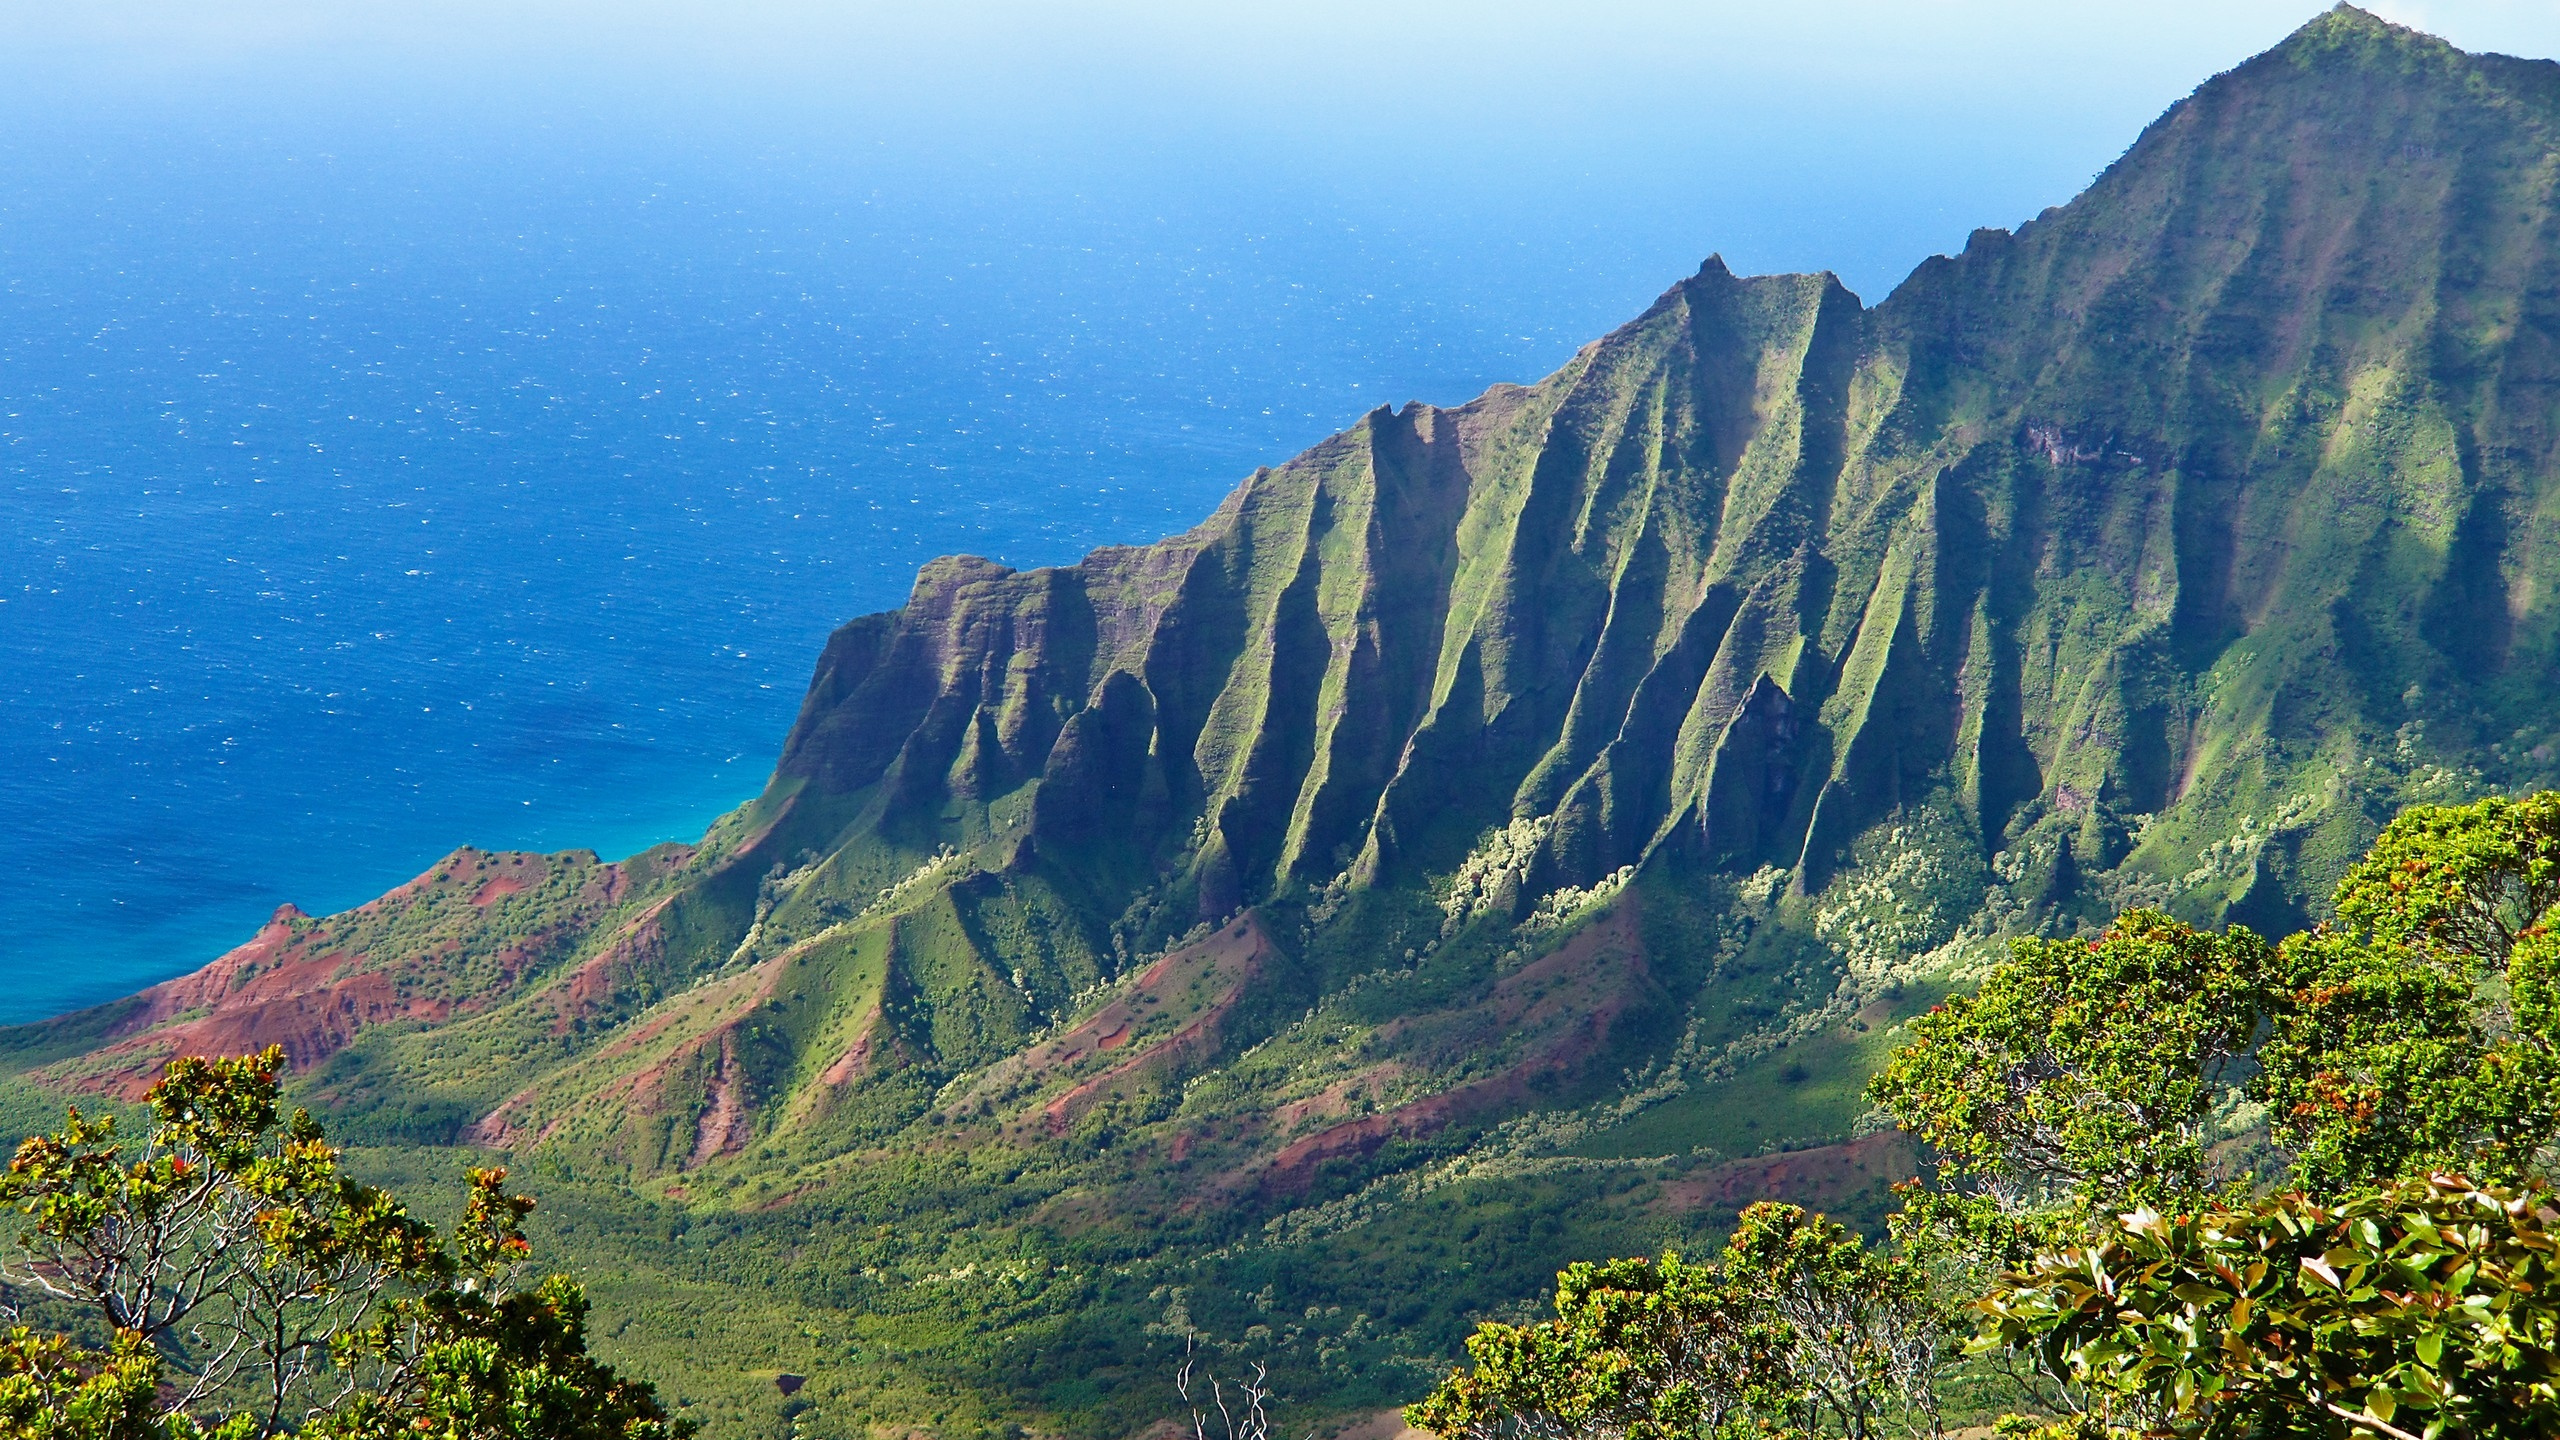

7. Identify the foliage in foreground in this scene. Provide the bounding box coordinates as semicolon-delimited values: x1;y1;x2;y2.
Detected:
1412;793;2560;1440
1407;1202;1948;1440
1982;1176;2560;1440
0;1047;687;1440
1864;910;2268;1212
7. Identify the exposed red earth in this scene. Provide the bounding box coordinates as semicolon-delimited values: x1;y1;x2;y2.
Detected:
1238;902;1652;1198
36;848;629;1100
1654;1131;1920;1217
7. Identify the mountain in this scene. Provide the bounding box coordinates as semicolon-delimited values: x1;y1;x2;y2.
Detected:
12;8;2560;1437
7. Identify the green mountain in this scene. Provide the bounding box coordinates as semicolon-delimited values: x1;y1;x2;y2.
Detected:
12;7;2560;1437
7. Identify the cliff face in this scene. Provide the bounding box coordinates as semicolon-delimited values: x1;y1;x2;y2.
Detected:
17;10;2560;1431
781;265;1868;918
768;6;2560;943
12;0;2560;1341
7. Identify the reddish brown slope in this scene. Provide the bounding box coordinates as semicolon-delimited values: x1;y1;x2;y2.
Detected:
28;847;647;1100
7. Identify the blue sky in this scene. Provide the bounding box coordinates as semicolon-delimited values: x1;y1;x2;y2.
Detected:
5;2;2553;301
4;1;2557;1013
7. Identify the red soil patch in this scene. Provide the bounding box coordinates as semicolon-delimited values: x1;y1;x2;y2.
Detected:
541;897;674;1035
472;874;532;907
464;1100;546;1151
689;1034;756;1167
35;905;452;1101
470;940;796;1164
940;913;1273;1135
1029;913;1272;1135
1236;901;1651;1200
470;958;764;1152
1654;1131;1920;1216
37;848;628;1103
818;1022;878;1088
1268;1062;1418;1133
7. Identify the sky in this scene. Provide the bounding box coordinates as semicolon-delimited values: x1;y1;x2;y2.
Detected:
6;0;2560;1013
4;2;2556;307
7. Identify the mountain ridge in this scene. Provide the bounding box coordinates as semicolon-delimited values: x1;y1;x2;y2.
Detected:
13;7;2560;1435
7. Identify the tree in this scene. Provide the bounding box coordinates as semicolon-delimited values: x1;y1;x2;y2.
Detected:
1406;1251;1784;1440
0;1048;688;1439
0;1328;250;1440
1886;795;2560;1438
1975;1174;2560;1440
1722;1203;1950;1440
1867;801;2560;1203
2331;793;2560;961
1175;1337;1283;1440
2255;795;2560;1190
1408;1204;1954;1440
1865;910;2270;1213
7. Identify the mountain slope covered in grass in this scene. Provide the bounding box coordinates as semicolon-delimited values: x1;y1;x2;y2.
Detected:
13;8;2560;1438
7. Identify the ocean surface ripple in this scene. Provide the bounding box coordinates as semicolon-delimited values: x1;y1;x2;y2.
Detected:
0;131;1630;1022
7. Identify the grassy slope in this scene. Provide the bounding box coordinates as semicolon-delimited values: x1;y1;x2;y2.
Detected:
13;9;2560;1439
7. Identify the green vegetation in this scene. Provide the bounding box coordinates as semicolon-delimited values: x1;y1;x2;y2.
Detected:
1417;792;2560;1440
1411;1205;1949;1440
14;6;2560;1437
1866;911;2268;1209
1980;1177;2560;1440
0;1049;682;1439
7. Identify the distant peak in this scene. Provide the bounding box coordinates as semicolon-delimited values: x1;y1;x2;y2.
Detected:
1697;254;1733;279
2327;3;2398;30
2136;3;2472;136
2277;3;2445;56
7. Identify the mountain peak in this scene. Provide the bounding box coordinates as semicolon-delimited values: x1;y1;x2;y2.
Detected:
20;12;2560;1433
2319;3;2405;33
2269;2;2460;67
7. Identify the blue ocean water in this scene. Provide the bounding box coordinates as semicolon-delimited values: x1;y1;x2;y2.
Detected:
0;0;2280;1024
0;113;1732;1022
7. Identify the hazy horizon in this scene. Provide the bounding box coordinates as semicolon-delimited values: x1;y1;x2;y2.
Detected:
5;0;2556;1020
8;3;2553;305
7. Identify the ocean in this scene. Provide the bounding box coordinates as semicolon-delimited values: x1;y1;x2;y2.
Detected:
0;116;1722;1022
0;0;2233;1024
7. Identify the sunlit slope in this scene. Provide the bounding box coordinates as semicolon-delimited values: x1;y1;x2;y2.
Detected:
758;7;2560;941
11;10;2560;1434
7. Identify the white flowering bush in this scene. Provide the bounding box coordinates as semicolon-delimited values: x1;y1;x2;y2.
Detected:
1438;815;1554;934
1811;808;1982;988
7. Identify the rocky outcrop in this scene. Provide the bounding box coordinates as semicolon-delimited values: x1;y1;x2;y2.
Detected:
767;6;2560;936
14;2;2560;1237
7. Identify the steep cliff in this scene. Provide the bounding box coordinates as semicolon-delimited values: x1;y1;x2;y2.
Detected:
10;9;2560;1434
737;6;2560;953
